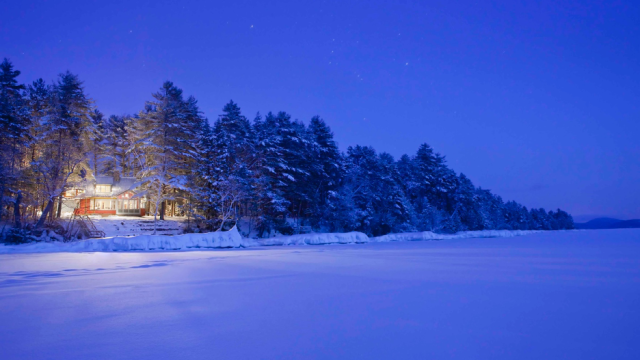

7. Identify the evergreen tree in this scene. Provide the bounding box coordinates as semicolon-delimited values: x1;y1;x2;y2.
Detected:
88;109;108;177
133;81;203;226
33;71;93;225
208;100;254;230
0;59;29;215
306;116;343;227
252;111;305;236
413;143;458;212
103;115;130;179
192;120;217;225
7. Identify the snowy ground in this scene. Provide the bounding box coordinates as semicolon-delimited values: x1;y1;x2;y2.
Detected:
0;228;540;253
90;215;186;237
1;229;639;359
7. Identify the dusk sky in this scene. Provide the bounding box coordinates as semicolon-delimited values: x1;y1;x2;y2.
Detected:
2;0;639;220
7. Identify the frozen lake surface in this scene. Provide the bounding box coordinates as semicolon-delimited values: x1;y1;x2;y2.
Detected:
1;229;639;359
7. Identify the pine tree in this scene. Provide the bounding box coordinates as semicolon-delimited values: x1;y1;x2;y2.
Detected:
192;120;217;226
252;111;303;236
103;115;131;179
306;116;343;227
413;143;458;212
34;71;93;225
88;109;108;177
209;100;254;230
0;59;29;216
452;173;481;230
133;81;203;227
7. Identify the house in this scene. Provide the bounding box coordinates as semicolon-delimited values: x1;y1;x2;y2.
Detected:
67;176;146;217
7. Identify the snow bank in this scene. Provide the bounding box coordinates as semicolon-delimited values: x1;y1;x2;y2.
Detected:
373;230;540;242
0;226;253;253
258;231;370;246
0;229;543;254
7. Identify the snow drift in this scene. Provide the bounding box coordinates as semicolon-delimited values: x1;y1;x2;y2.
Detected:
373;230;540;242
0;226;253;253
0;228;544;254
258;232;369;246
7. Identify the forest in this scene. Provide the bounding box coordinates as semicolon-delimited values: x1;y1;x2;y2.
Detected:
0;58;574;242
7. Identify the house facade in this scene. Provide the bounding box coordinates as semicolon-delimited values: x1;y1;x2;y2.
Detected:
66;176;146;217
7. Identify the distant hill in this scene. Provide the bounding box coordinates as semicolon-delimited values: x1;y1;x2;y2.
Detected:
575;218;640;230
611;219;640;228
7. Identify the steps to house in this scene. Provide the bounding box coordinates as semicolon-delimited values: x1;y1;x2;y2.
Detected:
68;214;107;238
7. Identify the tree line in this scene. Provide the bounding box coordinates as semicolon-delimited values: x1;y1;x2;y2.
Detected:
0;58;574;241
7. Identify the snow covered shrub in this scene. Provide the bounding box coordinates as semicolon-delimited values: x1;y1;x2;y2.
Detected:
1;227;32;244
275;220;295;236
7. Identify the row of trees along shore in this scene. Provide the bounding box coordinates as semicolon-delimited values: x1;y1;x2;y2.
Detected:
0;58;574;241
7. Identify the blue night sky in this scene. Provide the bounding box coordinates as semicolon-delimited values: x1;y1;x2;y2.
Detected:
2;0;639;219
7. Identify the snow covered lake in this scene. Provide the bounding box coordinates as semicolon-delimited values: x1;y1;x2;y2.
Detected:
1;229;639;360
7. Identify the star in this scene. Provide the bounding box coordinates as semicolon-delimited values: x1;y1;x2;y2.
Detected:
405;62;409;66
250;25;254;29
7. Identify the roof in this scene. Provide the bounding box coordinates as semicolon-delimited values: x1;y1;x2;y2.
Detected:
95;176;114;185
73;176;140;198
112;177;137;196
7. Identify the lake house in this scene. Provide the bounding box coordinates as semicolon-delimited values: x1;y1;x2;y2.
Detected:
67;176;146;217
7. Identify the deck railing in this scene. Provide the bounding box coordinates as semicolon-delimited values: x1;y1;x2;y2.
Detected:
116;208;141;215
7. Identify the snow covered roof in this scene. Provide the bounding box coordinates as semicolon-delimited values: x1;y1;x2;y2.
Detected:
112;177;137;196
74;176;140;198
95;176;114;185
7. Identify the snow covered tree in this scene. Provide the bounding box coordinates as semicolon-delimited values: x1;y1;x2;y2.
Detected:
33;71;93;225
475;188;506;230
102;114;131;179
252;111;306;236
204;100;254;230
551;209;574;230
0;59;29;219
413;143;458;212
503;201;531;230
305;116;343;227
337;146;413;236
88;109;108;177
132;82;203;227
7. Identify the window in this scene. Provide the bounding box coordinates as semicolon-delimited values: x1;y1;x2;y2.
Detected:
64;189;85;197
94;199;114;210
96;185;111;193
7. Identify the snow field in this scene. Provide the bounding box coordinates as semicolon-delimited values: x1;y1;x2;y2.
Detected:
1;229;639;360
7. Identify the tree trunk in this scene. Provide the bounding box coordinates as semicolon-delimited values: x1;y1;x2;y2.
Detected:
56;195;63;218
160;201;165;221
0;182;4;223
48;200;55;222
14;191;22;228
36;199;54;229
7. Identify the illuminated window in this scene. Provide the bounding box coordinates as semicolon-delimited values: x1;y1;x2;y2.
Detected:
94;199;114;210
96;185;111;193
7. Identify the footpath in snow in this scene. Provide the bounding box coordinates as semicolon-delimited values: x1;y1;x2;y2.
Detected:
0;227;542;254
